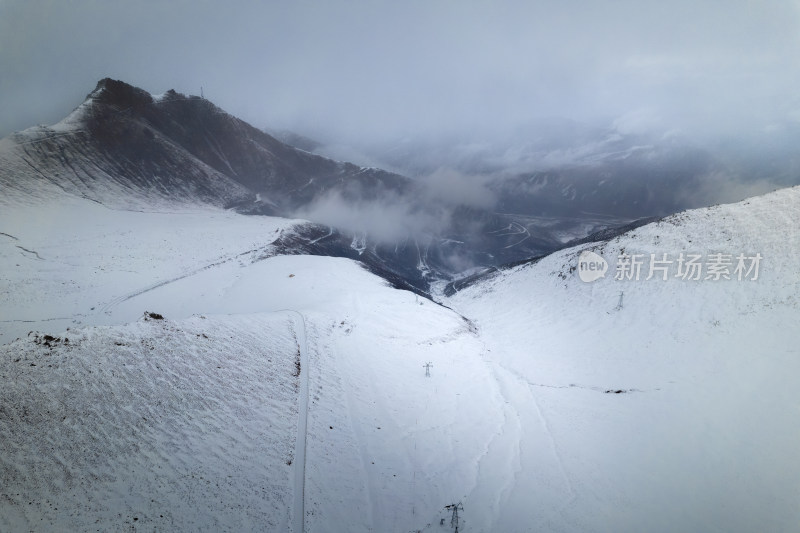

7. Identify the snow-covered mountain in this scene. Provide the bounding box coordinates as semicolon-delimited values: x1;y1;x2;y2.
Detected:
444;185;800;532
1;150;798;533
0;78;410;212
0;79;655;289
0;78;440;290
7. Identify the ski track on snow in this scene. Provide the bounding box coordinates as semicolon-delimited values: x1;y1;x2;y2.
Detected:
286;311;309;533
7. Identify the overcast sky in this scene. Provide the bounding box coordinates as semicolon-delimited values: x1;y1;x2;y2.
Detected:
2;0;799;142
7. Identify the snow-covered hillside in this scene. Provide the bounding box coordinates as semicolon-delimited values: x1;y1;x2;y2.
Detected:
0;195;298;344
2;185;799;532
1;313;302;531
445;186;800;532
0;195;504;532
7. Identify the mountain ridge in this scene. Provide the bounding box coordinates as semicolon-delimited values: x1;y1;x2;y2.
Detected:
0;78;690;290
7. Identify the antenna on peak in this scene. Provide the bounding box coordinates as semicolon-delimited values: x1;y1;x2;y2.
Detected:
200;86;204;99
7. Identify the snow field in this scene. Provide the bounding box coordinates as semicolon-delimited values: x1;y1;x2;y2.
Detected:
2;186;798;531
1;195;507;532
446;186;800;532
112;254;507;532
0;197;297;344
0;313;301;532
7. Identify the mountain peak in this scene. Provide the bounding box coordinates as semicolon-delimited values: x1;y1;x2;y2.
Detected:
86;78;154;108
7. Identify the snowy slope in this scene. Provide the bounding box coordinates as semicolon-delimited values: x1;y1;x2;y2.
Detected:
79;251;508;532
1;313;301;532
3;185;799;532
446;186;800;532
0;195;298;345
0;196;505;532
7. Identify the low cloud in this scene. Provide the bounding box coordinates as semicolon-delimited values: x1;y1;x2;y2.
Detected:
421;168;497;209
612;109;663;136
293;190;441;243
